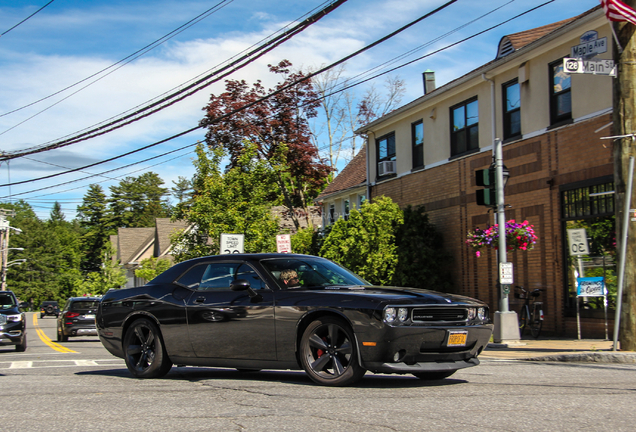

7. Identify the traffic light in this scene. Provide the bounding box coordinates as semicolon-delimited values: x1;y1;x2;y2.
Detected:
475;165;496;207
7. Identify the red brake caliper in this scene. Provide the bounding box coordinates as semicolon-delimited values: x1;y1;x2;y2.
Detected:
316;336;328;357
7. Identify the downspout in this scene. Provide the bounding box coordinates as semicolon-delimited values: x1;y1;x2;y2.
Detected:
365;131;375;202
482;73;496;156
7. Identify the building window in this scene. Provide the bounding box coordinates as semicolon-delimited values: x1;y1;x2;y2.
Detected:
376;132;396;163
358;194;366;207
450;97;478;157
343;199;350;220
329;204;335;224
562;182;614;219
550;59;571;125
503;79;521;140
412;120;424;169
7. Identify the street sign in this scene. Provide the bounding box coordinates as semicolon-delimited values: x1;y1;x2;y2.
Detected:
276;234;292;253
220;233;244;254
563;58;615;76
576;277;606;297
567;228;589;256
570;35;607;58
499;262;514;285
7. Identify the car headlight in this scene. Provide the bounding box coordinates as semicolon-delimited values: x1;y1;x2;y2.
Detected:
478;307;487;321
383;307;396;323
6;314;22;322
397;308;409;322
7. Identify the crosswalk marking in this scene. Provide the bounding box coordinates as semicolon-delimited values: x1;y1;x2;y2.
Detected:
10;361;33;368
74;360;98;366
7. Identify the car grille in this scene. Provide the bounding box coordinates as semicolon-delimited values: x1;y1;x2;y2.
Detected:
411;307;467;323
0;315;6;325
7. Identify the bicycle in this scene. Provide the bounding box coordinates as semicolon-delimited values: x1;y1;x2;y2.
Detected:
514;285;544;338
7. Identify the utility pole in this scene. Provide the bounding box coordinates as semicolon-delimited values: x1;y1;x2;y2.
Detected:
612;1;636;351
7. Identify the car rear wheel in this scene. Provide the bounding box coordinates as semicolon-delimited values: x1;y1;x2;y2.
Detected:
57;327;68;342
299;316;366;386
412;370;457;380
123;318;172;378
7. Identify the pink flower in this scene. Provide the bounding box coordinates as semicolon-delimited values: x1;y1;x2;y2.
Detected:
476;251;481;257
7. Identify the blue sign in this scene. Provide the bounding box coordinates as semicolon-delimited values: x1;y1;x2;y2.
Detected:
576;277;606;297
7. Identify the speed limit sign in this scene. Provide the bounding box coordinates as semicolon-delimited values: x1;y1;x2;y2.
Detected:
567;228;589;256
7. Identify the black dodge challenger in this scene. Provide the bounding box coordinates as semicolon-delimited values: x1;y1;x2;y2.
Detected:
97;253;493;386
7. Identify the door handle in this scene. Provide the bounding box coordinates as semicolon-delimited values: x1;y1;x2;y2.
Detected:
194;297;205;304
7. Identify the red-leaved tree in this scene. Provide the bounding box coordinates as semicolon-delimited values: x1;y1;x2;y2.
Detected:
200;60;332;229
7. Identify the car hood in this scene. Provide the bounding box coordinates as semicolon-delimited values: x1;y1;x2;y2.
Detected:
304;285;486;306
0;306;21;314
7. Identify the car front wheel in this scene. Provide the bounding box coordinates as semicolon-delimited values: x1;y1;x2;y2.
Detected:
123;318;172;378
299;316;366;386
15;338;27;352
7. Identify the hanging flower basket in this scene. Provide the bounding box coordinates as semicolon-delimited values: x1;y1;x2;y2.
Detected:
466;220;538;257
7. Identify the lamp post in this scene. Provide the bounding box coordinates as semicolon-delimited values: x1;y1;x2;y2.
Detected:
492;138;520;343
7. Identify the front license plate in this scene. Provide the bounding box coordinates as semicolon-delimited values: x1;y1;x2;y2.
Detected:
447;331;468;347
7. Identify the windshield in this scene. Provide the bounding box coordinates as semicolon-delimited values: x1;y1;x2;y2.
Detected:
0;294;16;308
260;257;370;289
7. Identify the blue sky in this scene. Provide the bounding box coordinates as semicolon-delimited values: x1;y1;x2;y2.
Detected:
0;0;602;219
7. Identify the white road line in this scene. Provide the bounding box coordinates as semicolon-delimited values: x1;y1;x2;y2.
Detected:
10;361;33;368
74;360;98;366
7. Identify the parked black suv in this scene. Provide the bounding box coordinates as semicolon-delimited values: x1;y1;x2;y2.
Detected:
57;297;101;342
0;291;27;352
40;300;60;318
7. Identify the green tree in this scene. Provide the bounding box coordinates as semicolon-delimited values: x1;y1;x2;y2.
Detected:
391;205;453;291
171;142;279;262
172;176;193;203
3;201;82;306
76;243;127;296
320;196;403;285
135;256;172;282
77;184;110;273
107;172;171;230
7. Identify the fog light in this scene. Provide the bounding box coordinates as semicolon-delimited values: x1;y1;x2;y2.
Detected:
384;308;396;323
393;349;406;362
467;308;476;320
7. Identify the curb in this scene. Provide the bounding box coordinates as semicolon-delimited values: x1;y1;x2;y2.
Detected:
522;352;636;364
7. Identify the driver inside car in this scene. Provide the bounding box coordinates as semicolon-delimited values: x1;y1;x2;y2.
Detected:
280;269;301;288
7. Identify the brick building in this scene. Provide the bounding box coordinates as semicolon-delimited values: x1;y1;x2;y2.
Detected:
324;5;615;337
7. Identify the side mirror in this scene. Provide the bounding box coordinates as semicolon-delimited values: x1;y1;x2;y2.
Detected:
230;279;263;303
19;302;29;310
230;279;250;291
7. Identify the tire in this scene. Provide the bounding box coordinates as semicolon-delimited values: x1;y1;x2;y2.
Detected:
299;316;366;386
40;313;44;319
529;309;543;338
518;307;528;336
58;327;68;342
46;305;54;314
123;318;172;378
15;337;27;352
412;370;457;380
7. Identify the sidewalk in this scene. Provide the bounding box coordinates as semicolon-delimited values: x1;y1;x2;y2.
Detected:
481;338;636;363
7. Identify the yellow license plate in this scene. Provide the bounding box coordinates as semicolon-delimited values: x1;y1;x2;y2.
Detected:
447;331;467;347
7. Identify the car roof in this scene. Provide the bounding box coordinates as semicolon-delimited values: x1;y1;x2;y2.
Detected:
67;297;102;301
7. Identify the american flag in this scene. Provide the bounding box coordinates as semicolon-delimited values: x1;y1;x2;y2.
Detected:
601;0;636;25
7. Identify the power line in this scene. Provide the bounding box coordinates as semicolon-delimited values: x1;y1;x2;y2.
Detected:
0;0;456;189
0;0;55;38
0;0;349;161
0;0;235;123
1;0;557;200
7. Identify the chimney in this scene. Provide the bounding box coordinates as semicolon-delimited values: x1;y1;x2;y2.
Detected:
423;70;435;95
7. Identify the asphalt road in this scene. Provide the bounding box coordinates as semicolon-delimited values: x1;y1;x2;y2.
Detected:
1;312;634;431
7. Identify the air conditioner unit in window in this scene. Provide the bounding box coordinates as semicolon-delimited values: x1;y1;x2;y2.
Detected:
378;160;396;176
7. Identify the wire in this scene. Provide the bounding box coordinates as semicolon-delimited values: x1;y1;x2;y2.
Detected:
0;0;348;159
0;0;55;38
0;0;235;128
2;0;556;200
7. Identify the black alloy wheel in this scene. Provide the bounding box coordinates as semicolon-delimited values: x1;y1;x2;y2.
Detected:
299;316;366;386
123;318;172;378
412;370;457;380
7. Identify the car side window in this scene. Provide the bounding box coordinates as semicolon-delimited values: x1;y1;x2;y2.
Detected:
175;264;208;289
199;264;235;290
235;264;266;290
